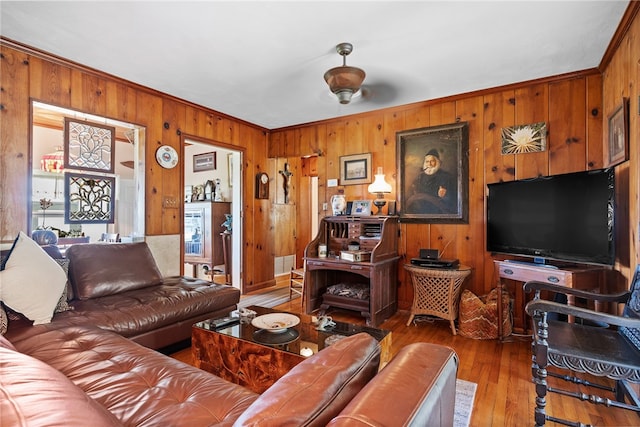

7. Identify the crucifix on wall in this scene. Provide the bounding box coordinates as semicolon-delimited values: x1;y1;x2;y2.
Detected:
279;163;293;204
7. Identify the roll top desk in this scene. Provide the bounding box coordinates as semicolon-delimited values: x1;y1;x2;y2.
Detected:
303;216;399;327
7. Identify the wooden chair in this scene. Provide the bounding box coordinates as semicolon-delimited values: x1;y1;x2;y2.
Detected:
289;266;304;302
100;233;120;243
524;265;640;426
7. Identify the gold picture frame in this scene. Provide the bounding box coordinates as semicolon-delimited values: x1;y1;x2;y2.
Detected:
605;98;629;168
339;153;372;185
397;122;469;224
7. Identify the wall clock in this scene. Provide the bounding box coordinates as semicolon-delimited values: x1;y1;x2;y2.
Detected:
156;145;179;169
255;172;269;199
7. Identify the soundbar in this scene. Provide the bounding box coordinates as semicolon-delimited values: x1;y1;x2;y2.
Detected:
410;258;460;269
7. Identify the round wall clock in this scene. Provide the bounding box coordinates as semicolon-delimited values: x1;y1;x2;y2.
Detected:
256;172;269;199
156;145;179;169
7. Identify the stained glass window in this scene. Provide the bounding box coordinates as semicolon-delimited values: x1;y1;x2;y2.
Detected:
64;118;115;173
64;173;115;224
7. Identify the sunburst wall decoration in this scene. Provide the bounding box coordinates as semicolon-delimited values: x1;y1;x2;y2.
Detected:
501;122;547;154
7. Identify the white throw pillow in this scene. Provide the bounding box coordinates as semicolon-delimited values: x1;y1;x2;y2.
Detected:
0;232;66;324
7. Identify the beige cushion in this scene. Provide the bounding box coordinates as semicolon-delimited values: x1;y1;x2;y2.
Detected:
0;232;66;324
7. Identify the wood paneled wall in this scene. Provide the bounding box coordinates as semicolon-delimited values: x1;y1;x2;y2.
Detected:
269;1;639;313
602;3;640;285
0;39;273;293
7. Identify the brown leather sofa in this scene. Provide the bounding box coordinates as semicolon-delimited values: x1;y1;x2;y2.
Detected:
2;324;459;426
5;242;240;350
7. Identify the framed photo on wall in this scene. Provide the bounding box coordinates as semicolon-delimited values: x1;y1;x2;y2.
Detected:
605;98;629;168
396;122;469;224
339;153;372;185
193;152;216;172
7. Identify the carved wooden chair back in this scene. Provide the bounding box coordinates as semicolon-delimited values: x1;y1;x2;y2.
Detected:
524;265;640;426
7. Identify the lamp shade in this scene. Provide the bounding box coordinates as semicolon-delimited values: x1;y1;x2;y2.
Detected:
368;167;392;194
41;147;64;173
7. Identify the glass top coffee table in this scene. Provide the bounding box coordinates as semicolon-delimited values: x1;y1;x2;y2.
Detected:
192;305;392;393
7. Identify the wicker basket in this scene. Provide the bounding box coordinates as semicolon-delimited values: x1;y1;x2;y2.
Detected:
459;288;512;339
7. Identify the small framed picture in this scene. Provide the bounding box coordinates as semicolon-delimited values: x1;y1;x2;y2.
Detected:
605;98;629;168
193;152;216;172
351;200;372;216
340;153;372;185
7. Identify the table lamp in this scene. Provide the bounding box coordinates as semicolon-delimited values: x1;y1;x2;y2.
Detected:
367;167;392;215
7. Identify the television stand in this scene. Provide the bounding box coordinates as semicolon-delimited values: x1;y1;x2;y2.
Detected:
494;260;606;340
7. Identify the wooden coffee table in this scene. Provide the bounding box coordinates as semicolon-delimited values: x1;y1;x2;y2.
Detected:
191;305;392;393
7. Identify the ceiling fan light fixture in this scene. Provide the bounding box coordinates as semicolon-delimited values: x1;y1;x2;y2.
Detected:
324;42;366;105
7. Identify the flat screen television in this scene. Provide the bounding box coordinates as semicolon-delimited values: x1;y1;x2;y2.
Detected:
486;168;615;266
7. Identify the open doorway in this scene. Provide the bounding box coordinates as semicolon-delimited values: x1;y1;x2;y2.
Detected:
183;138;242;290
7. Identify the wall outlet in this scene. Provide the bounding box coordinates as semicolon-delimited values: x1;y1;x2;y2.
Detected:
322;202;328;211
327;179;338;187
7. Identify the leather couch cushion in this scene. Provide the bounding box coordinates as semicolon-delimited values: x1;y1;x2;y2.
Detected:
0;334;16;350
233;333;380;427
0;343;123;427
5;276;240;342
11;325;259;426
328;342;459;426
66;242;163;300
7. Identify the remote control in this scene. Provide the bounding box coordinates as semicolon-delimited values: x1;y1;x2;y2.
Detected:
211;316;239;328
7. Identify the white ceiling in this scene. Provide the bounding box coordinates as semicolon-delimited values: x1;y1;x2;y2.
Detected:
0;1;629;130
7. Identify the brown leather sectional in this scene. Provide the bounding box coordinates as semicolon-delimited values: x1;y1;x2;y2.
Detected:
2;327;459;426
6;242;241;350
1;241;460;425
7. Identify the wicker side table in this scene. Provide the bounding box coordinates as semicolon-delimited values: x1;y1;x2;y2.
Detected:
404;264;472;335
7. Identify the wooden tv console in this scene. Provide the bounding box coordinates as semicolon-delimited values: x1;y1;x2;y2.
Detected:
494;260;606;340
303;216;399;327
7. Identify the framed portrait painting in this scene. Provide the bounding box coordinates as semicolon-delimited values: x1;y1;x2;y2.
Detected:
396;122;469;224
605;98;629;168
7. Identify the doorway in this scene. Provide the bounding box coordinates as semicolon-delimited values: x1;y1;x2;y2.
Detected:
183;138;242;290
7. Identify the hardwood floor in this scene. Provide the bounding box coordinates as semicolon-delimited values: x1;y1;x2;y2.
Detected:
172;296;638;426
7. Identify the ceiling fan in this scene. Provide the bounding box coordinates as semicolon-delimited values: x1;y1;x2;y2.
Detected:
323;42;397;106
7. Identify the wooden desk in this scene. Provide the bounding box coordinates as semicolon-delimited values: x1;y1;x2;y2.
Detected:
305;256;399;327
494;260;604;340
303;216;399;327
